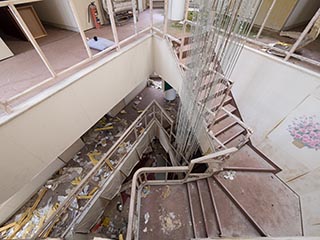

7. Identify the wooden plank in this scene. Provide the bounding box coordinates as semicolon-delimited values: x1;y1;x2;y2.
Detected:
16;5;47;39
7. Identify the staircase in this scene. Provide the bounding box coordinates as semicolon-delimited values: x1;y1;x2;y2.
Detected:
134;156;302;239
127;81;303;240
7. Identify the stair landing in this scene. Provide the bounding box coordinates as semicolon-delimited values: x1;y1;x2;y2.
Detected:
139;184;194;240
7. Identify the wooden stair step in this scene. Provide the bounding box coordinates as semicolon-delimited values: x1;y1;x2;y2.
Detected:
222;145;277;171
211;115;237;135
207;178;261;237
215;104;237;122
187;182;207;238
210;95;232;111
196;179;220;237
225;133;247;149
216;124;245;145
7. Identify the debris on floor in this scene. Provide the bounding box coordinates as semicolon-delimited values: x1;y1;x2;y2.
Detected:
144;212;150;224
223;170;236;180
161;185;171;199
265;41;291;57
141;186;151;198
159;209;182;234
0;83;180;239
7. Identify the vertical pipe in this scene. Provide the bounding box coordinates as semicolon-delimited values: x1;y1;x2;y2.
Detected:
68;0;93;58
106;0;120;50
8;4;56;77
149;0;153;30
131;0;138;34
163;0;168;35
256;0;277;39
284;8;320;61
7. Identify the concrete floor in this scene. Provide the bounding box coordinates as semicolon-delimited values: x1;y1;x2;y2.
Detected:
0;9;164;103
248;26;320;72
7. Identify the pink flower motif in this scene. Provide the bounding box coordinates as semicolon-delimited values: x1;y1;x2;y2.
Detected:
288;115;320;151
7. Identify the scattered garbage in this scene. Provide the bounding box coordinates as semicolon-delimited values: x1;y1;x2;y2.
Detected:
161;185;171;199
144;212;150;224
159;210;181;234
117;202;123;212
148;79;162;89
223;170;236;180
141;186;151;198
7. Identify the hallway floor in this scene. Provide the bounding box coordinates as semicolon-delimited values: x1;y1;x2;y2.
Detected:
0;9;164;104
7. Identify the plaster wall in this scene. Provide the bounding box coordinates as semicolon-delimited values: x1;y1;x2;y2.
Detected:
0;36;153;223
153;36;184;94
34;0;105;32
284;0;320;29
232;46;320;235
0;37;13;61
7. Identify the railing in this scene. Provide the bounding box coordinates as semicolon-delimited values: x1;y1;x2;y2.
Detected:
0;0;149;114
30;100;176;239
126;147;238;240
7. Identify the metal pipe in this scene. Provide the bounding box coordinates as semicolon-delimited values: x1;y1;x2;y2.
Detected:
284;8;320;61
149;0;153;30
131;0;138;34
163;0;168;35
256;0;277;39
106;0;120;50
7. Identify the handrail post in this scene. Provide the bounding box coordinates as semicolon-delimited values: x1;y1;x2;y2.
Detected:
284;8;320;61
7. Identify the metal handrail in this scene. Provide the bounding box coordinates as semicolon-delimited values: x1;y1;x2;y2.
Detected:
31;100;174;239
126;147;238;239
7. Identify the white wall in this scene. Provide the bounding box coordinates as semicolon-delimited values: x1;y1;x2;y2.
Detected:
0;37;13;61
231;46;320;235
153;36;184;94
284;0;320;29
34;0;105;32
0;36;153;223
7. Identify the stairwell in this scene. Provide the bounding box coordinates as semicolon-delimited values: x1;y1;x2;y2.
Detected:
128;79;303;239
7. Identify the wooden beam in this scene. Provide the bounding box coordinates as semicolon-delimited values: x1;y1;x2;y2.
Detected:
8;4;56;77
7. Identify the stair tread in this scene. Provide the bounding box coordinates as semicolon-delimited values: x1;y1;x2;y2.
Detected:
215;172;303;236
207;178;261;237
224;132;247;148
215;104;236;122
139;185;194;240
209;95;232;112
222;145;277;170
197;179;220;237
216;124;245;144
211;115;237;135
187;182;207;238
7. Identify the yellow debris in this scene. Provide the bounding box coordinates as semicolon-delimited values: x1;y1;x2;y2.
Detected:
105;159;114;170
0;222;16;233
88;187;98;196
8;188;47;239
102;217;110;227
94;126;114;132
161;185;171;199
71;177;82;186
77;187;98;200
77;195;93;200
120;110;127;114
87;151;101;165
119;233;124;240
